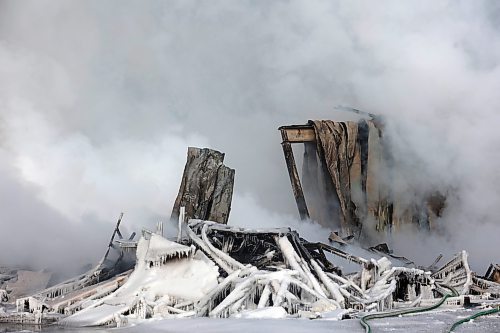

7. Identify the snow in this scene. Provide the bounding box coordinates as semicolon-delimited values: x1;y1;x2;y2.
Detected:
109;309;500;333
117;317;359;333
5;220;494;330
231;306;288;319
144;234;194;264
276;236;326;297
62;235;219;326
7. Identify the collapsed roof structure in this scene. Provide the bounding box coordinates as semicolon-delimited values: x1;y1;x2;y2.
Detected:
1;138;498;330
2;216;498;328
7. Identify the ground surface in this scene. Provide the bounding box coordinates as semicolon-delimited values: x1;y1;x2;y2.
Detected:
0;308;498;332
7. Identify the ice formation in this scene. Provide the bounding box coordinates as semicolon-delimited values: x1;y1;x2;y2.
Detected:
1;219;499;327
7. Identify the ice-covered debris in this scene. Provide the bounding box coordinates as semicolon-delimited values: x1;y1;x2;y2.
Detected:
185;220;438;317
319;308;352;321
231;306;288;319
485;264;500;283
61;234;218;326
4;219;499;327
471;263;500;298
144;234;194;267
432;250;472;295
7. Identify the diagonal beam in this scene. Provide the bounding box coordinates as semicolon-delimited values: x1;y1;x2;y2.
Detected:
280;129;310;220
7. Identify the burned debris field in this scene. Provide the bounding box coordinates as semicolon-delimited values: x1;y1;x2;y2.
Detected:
1;120;499;332
2;1;500;333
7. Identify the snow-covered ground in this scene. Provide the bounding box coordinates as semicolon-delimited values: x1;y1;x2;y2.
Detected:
114;309;500;333
1;308;499;333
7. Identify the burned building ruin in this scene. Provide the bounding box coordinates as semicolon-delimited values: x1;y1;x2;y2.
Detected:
1;145;498;330
279;118;446;239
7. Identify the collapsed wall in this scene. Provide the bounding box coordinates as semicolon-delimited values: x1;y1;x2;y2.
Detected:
280;120;445;238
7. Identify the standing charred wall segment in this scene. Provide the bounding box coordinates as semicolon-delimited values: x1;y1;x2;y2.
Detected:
171;147;235;224
279;119;444;238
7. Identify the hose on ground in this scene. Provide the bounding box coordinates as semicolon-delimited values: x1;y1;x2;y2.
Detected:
359;284;458;333
446;305;500;332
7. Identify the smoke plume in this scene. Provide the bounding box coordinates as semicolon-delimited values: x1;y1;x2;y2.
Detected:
1;0;499;272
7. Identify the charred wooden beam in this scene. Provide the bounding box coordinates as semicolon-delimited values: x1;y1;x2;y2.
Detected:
102;213;124;263
303;242;369;266
278;124;316;143
485;264;500;283
280;137;310;220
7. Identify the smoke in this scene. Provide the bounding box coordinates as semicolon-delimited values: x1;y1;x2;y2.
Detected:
0;0;499;272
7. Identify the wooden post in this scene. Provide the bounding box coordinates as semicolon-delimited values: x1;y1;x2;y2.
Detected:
280;138;310;220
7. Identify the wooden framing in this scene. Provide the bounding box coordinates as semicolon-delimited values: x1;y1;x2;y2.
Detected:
279;124;316;143
278;125;316;220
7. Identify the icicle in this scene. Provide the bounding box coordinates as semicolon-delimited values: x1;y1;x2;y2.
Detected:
196;269;242;315
209;275;257;317
287;278;338;307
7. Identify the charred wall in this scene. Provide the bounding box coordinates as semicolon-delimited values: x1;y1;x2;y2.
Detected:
280;120;445;239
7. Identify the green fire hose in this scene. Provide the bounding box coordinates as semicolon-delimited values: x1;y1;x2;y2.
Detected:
446;305;500;332
359;284;458;333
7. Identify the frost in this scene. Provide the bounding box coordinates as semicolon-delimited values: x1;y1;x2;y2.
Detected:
4;219;497;327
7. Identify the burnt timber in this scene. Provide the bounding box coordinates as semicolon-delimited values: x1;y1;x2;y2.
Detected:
171;147;235;224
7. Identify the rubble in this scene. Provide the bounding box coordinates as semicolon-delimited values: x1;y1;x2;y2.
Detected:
485;264;500;284
1;213;137;322
470;264;500;299
0;146;498;330
2;216;497;328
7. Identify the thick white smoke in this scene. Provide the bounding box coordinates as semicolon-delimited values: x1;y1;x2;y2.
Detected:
0;0;499;272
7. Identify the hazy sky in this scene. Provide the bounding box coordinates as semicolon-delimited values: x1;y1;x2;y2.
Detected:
1;0;499;272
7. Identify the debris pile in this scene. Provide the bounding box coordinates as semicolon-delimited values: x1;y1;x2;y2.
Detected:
0;214;136;324
1;145;498;329
184;220;436;317
2;217;498;327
